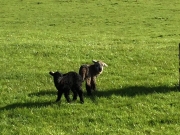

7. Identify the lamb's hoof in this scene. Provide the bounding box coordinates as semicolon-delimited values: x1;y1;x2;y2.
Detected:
56;99;60;102
87;92;92;96
80;101;84;104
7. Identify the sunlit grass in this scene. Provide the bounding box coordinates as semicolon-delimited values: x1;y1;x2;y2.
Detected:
0;0;180;134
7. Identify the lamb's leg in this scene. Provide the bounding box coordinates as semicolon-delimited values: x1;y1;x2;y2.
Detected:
91;76;96;91
86;78;92;95
56;90;63;102
72;88;77;101
77;87;84;104
64;89;71;103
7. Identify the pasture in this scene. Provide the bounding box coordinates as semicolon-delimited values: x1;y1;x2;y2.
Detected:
0;0;180;134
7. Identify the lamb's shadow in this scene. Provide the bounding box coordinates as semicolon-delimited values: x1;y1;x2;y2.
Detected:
0;101;54;111
28;89;56;97
96;85;179;97
1;85;178;110
1;89;86;111
1;90;57;111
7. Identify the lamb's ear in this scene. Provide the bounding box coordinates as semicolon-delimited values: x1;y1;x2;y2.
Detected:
92;60;97;63
103;62;108;67
49;71;54;76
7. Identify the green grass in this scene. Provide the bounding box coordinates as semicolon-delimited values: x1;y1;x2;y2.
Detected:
0;0;180;134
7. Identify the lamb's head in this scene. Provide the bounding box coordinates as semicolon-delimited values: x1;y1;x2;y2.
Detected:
49;71;63;77
92;60;108;74
49;71;64;82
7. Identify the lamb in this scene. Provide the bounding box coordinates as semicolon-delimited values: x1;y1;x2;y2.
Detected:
79;60;108;95
49;71;84;104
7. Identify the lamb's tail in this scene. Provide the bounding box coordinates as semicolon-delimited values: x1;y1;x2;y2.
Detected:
79;65;89;81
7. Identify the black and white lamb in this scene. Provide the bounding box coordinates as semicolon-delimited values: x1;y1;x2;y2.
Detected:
79;60;108;95
49;71;84;104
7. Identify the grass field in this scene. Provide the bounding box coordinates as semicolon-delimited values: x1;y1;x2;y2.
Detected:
0;0;180;134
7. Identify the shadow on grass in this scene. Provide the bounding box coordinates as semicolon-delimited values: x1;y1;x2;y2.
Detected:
0;101;54;111
1;89;85;111
1;85;179;110
75;85;179;103
96;85;179;97
28;89;56;97
0;90;57;111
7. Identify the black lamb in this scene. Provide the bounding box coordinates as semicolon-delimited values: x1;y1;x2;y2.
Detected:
79;60;108;95
49;71;84;104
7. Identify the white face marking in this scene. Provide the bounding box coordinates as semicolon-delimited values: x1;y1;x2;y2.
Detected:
99;67;103;74
91;60;108;75
103;63;108;67
92;60;97;63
